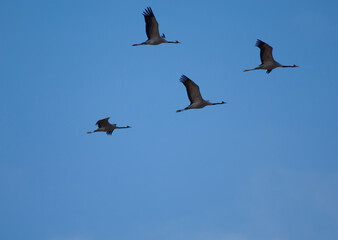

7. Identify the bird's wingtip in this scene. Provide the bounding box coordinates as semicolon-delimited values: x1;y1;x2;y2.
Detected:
179;75;189;83
143;6;154;16
255;39;264;47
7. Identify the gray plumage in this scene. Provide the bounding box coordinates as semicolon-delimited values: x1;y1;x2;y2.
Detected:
176;75;226;112
244;39;299;74
132;7;180;46
87;117;131;135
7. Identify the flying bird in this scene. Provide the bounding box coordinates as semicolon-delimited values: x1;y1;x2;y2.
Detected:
244;39;299;74
87;117;131;135
132;7;181;46
176;75;226;112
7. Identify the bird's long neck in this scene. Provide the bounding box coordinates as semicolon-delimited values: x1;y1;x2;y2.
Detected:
281;65;296;68
115;126;130;129
167;41;179;44
210;101;226;105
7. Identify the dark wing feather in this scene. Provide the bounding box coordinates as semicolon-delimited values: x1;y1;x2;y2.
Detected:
106;129;114;135
256;39;275;64
180;75;203;104
143;7;160;40
96;117;111;128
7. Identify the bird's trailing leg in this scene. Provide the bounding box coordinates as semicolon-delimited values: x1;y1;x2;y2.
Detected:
243;67;260;72
87;129;99;134
176;107;189;113
132;42;146;46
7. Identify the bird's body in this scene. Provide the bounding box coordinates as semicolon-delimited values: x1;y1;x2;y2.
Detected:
176;75;226;112
87;117;131;135
244;39;299;74
132;7;180;46
134;36;167;46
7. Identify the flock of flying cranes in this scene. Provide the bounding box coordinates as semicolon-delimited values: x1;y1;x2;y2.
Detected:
87;7;299;135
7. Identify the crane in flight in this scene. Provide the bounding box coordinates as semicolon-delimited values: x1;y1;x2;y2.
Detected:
87;117;131;135
132;7;180;46
176;75;226;112
244;39;299;74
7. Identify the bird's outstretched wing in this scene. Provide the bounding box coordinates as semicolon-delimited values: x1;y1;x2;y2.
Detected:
256;39;275;64
180;75;203;104
96;117;111;128
143;7;160;40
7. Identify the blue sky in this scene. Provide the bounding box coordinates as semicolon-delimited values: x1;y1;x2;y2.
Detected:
0;0;337;240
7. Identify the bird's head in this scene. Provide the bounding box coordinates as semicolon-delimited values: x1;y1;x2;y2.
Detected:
173;40;181;44
291;64;299;67
126;126;131;128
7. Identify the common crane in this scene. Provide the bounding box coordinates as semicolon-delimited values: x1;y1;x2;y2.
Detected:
176;75;226;112
244;39;299;74
87;117;131;135
132;7;180;46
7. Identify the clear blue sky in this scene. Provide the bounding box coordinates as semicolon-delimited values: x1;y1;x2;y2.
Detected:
1;0;337;240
